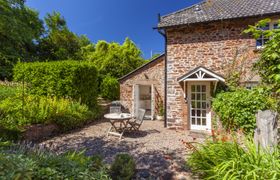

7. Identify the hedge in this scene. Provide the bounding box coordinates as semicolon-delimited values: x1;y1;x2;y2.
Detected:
100;76;119;101
13;60;98;107
212;88;274;134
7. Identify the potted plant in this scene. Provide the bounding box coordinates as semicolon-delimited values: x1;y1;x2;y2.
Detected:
156;102;164;120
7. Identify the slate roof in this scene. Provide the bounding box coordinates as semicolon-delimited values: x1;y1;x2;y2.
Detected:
158;0;280;28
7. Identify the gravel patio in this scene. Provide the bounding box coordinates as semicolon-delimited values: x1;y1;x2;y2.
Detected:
40;119;206;179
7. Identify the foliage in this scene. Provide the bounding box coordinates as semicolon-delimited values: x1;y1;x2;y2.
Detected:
158;101;164;116
0;0;43;80
188;139;280;180
0;84;19;100
100;76;120;101
244;19;280;92
0;143;111;180
85;38;146;79
110;154;136;180
38;12;91;61
212;88;274;134
0;95;94;132
13;60;98;107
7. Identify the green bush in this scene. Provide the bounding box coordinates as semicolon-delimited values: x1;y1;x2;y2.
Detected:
188;139;280;179
110;154;136;180
101;76;120;101
212;88;274;134
0;95;94;133
0;143;111;180
0;85;19;100
13;60;98;107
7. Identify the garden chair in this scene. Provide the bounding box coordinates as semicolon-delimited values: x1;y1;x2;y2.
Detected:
110;106;121;114
128;109;146;131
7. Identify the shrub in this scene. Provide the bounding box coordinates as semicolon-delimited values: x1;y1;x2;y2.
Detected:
212;88;274;134
188;139;280;179
0;95;94;133
0;85;19;100
101;76;120;101
110;154;136;180
13;60;98;107
0;143;111;180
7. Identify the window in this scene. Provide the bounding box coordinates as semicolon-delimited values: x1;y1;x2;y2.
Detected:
256;21;279;49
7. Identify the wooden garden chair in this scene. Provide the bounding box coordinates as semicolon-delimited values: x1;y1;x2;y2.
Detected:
128;109;146;131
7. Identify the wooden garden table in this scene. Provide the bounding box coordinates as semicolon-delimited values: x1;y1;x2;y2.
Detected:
104;113;132;140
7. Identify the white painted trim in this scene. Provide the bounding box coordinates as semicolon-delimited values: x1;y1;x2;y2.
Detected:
178;67;225;82
188;82;212;131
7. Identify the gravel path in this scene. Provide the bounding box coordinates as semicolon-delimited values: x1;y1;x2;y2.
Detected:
40;119;205;179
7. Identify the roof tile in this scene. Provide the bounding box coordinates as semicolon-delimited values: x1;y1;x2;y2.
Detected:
158;0;280;28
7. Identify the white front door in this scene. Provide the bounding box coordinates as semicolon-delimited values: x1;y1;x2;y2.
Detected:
188;82;211;131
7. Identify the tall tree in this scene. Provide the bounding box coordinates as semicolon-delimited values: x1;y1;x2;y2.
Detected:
38;12;91;61
0;0;43;80
86;38;146;78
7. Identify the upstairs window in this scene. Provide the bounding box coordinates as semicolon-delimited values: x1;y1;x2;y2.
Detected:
256;21;279;49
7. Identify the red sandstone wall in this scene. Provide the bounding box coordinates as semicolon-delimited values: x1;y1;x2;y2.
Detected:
120;56;165;116
165;17;278;128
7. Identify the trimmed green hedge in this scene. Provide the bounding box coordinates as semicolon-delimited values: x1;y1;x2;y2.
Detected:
13;61;98;107
100;76;119;101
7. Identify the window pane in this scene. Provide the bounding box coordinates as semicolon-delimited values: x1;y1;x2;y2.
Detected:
273;23;279;29
262;24;269;30
197;102;201;108
192;101;196;108
192;118;196;125
197;94;201;100
191;85;195;92
202;85;206;92
202;118;206;125
191;94;195;100
191;110;195;116
202;110;206;117
202;102;206;109
197;118;201;125
197;85;201;92
202;94;206;100
197;110;201;116
256;39;263;47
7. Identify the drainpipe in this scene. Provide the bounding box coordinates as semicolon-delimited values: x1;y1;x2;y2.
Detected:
155;13;168;128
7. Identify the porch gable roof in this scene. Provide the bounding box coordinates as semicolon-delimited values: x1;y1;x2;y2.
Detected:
177;66;225;82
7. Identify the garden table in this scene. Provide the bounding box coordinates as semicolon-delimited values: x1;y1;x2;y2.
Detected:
104;113;132;140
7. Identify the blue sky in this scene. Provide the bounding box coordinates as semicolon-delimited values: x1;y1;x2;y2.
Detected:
26;0;201;59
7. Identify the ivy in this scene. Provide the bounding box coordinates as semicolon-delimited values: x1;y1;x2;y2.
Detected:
212;88;275;134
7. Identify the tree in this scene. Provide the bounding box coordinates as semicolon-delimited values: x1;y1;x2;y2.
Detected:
0;0;43;80
244;19;280;92
38;12;91;61
86;38;146;79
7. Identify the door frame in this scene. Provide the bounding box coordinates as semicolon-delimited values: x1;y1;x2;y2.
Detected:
187;81;212;131
133;84;154;120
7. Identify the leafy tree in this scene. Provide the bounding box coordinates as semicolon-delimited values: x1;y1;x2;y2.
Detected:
0;0;43;80
244;19;280;92
86;38;146;79
38;12;91;61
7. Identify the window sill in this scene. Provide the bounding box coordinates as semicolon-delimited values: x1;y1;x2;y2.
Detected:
254;47;264;53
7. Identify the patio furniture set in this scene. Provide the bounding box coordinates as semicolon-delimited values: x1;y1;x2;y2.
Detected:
104;102;146;140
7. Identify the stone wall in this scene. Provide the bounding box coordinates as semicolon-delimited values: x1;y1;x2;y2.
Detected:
165;16;279;129
120;55;165;117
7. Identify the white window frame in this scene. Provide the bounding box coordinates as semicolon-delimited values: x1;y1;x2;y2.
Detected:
256;20;279;49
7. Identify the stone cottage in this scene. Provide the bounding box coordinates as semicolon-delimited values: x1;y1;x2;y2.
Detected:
120;0;280;131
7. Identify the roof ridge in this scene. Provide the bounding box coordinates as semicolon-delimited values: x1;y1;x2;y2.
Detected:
161;0;207;19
